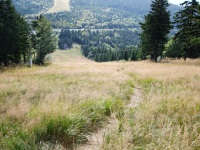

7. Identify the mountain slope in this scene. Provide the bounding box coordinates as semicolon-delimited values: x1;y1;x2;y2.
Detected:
13;0;181;29
12;0;54;15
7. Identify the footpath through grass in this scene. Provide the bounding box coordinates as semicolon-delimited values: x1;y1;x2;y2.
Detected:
0;46;200;149
0;47;133;149
103;61;200;150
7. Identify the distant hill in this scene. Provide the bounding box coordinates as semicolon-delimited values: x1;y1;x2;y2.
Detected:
13;0;182;29
12;0;54;15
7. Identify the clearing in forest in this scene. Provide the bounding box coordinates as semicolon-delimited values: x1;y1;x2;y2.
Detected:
46;0;70;13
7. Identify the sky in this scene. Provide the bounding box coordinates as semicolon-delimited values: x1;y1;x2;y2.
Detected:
169;0;200;5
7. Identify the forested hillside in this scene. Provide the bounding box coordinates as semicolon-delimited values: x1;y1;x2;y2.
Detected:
13;0;181;29
46;0;180;29
58;29;140;61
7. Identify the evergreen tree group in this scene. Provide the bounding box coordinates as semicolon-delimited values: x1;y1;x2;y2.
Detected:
141;0;200;61
173;0;200;59
0;0;57;66
0;0;30;66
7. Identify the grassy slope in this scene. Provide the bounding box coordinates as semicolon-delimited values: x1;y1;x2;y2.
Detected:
0;47;133;149
103;61;200;149
0;46;200;149
46;0;70;13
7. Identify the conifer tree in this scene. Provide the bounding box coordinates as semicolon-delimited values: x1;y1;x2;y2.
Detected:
13;14;30;63
33;15;57;65
0;0;3;65
0;0;30;66
140;0;172;62
174;0;200;59
0;0;17;65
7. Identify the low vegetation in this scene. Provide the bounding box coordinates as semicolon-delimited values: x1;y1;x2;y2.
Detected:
0;46;200;149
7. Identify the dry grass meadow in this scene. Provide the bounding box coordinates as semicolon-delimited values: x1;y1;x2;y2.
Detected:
0;45;200;149
46;0;70;13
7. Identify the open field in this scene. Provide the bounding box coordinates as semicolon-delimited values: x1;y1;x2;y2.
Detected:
46;0;70;13
0;46;200;149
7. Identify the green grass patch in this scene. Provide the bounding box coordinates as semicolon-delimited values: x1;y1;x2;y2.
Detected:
33;98;125;145
0;119;36;150
0;97;126;149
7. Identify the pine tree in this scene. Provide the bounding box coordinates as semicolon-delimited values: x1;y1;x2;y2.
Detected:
33;15;57;65
0;0;29;66
174;0;200;59
13;14;30;63
0;0;17;65
0;0;4;65
0;0;30;66
140;0;172;62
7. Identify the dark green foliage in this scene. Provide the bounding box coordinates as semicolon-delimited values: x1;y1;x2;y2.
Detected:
0;98;123;149
58;29;140;62
33;99;123;147
0;120;36;150
174;0;200;59
140;0;172;62
0;0;30;66
32;15;57;65
164;39;182;58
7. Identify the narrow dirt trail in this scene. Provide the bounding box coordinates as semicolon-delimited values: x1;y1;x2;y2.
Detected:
127;88;143;108
76;88;143;150
77;115;118;150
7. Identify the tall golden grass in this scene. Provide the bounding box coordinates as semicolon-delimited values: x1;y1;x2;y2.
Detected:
0;46;200;149
103;61;200;149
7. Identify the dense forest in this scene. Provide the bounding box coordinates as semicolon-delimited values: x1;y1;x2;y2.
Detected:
58;29;140;62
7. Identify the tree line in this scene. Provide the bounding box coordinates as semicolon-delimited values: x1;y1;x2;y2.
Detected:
0;0;57;66
58;29;141;61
